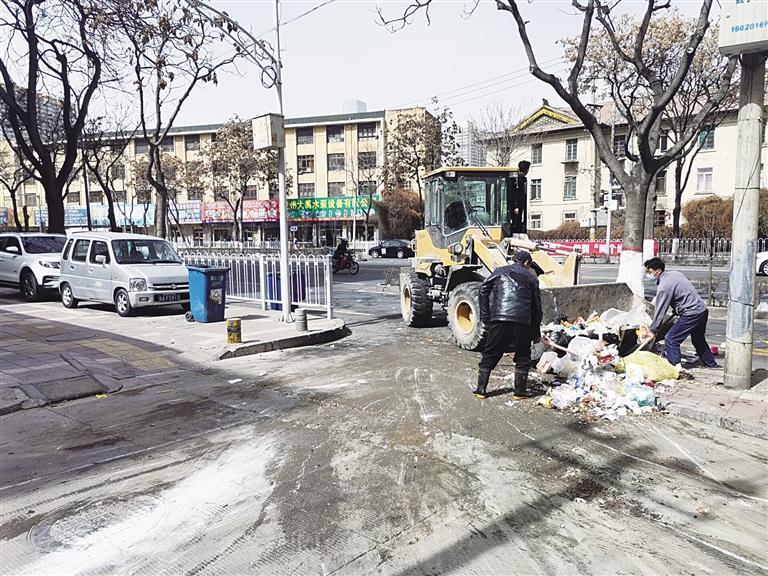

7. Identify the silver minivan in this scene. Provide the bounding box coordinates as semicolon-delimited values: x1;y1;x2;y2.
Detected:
59;231;190;317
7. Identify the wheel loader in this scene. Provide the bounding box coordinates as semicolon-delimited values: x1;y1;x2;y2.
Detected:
399;164;647;350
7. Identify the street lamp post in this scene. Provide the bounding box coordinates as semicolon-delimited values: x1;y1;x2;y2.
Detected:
189;0;293;321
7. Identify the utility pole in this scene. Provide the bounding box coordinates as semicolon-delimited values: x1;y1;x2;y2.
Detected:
605;109;616;264
82;145;92;231
273;0;292;322
724;52;766;389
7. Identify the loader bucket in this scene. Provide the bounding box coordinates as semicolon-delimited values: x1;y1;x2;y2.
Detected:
540;282;653;324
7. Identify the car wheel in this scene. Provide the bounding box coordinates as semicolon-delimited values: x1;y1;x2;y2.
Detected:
114;288;134;317
761;261;768;276
370;250;380;258
396;249;406;259
20;270;39;302
60;282;78;309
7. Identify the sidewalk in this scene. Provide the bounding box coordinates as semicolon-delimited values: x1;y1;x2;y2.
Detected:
657;366;768;439
0;298;346;414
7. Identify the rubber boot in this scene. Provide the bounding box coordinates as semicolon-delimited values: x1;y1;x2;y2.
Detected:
473;369;491;399
513;369;534;400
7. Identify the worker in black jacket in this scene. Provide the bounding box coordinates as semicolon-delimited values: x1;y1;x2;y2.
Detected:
474;250;543;400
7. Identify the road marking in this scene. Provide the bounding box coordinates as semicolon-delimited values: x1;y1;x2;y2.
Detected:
334;308;374;316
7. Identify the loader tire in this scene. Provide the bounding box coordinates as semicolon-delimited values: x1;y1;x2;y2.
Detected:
448;281;486;351
401;272;433;327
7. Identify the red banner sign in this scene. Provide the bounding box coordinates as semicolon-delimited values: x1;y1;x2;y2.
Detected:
542;240;658;257
202;199;279;223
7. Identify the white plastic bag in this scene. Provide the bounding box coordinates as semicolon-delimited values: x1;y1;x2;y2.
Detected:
566;336;597;359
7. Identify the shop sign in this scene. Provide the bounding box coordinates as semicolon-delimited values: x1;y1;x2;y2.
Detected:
169;201;203;224
36;203;157;228
286;195;379;221
202;199;279;223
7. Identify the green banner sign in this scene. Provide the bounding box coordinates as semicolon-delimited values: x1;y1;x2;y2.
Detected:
287;195;378;221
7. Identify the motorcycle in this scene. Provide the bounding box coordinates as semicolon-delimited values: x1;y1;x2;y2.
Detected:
332;253;359;275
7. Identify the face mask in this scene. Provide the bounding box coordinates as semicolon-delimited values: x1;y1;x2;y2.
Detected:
645;273;656;281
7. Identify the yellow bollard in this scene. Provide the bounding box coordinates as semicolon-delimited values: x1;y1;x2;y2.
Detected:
226;318;242;344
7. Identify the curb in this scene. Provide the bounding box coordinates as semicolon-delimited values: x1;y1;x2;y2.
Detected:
663;402;768;440
217;320;348;360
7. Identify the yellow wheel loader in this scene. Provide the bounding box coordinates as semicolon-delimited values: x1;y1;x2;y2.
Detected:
400;164;646;350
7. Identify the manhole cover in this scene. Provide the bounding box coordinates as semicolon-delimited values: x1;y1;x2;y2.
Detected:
28;495;166;552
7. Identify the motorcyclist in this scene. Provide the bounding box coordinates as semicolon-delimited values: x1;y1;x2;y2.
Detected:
333;237;350;266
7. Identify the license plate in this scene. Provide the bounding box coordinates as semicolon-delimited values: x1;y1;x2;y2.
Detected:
155;293;182;303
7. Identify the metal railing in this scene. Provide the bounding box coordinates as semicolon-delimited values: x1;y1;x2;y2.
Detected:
179;251;333;319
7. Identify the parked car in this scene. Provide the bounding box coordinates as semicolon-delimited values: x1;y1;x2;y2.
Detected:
368;239;414;259
757;252;768;276
0;232;67;301
58;231;190;317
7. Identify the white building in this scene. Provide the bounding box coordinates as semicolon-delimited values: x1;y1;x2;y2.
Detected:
456;121;486;167
496;103;768;232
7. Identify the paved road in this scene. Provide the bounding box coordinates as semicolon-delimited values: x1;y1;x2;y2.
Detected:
1;264;767;574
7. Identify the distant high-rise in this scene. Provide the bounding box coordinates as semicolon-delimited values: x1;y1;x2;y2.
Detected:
342;99;367;114
455;121;485;166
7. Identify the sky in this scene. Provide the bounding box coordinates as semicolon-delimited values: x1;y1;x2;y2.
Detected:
176;0;716;128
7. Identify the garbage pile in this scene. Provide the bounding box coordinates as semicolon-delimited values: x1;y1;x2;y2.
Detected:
536;305;680;421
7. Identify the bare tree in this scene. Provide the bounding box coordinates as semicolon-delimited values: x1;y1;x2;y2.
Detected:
0;140;31;231
0;0;117;233
118;0;242;238
472;100;534;167
82;114;137;232
346;153;381;241
380;0;738;294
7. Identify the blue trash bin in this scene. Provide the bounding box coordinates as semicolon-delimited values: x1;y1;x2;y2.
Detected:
187;265;230;322
266;270;307;311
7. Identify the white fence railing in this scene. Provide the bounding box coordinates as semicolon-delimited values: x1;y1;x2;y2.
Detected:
536;237;768;258
180;251;333;319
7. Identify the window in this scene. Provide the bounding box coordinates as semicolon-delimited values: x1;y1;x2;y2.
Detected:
72;239;90;262
297;155;315;174
655;170;667;196
654;210;667;227
298;183;315;198
357;123;377;139
187;187;204;201
613;134;627;158
565;139;578;161
531;143;542;165
563;211;577;223
62;239;73;260
563;175;577;199
530;213;542;230
358;181;377;196
89;191;104;204
328;182;345;197
2;236;21;253
530;179;542;201
297;127;314;145
358;152;376;170
160;136;175;152
697;167;713;193
111;164;125;180
328;153;345;171
23;192;38;206
245;185;258;198
89;241;110;264
114;190;127;203
185;134;200;151
659;129;669;152
135;139;149;154
327;126;344;144
66;191;80;204
136;189;152;203
698;127;715;150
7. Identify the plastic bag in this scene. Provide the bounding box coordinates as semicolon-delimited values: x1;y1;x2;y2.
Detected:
551;386;581;409
536;351;559;373
624;384;656;407
615;351;680;381
602;305;653;331
566;336;597;359
551;356;580;377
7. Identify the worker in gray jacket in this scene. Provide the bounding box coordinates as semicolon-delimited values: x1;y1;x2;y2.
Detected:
643;257;718;368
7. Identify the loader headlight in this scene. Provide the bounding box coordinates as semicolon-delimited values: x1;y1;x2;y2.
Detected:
450;243;464;256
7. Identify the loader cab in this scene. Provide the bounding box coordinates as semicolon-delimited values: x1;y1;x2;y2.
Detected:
423;165;529;250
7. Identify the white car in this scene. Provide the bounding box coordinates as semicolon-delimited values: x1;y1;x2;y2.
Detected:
58;231;190;317
757;252;768;276
0;232;67;301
